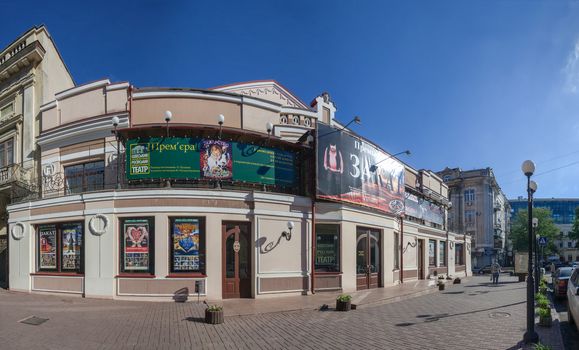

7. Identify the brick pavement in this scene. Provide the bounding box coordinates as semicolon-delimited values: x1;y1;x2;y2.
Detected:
0;276;561;349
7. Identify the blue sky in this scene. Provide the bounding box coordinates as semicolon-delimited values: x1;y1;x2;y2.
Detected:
3;0;579;199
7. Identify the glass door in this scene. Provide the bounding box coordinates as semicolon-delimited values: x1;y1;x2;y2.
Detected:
222;222;252;298
356;227;381;290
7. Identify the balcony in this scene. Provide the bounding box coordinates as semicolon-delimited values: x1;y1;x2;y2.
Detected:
0;164;28;187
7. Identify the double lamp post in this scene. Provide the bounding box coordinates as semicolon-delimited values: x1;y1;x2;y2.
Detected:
522;160;539;344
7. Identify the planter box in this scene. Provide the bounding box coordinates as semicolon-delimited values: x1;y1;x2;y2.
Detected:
205;310;224;324
539;315;552;327
336;300;351;312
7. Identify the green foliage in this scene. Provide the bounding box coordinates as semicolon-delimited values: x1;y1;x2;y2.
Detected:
534;342;552;350
570;207;579;242
536;293;547;302
537;298;549;309
206;305;223;312
336;294;352;302
538;307;551;318
511;208;559;254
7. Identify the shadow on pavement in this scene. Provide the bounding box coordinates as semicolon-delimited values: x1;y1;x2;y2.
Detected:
184;316;206;323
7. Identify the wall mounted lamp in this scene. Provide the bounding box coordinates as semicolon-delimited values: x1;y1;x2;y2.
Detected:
217;114;225;139
164;110;172;137
282;221;294;241
369;150;411;172
111;116;121;189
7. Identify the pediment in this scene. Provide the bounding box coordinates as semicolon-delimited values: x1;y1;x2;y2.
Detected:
212;80;309;109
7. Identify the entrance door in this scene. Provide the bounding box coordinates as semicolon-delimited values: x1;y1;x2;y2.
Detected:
356;227;381;290
222;222;252;299
417;239;424;280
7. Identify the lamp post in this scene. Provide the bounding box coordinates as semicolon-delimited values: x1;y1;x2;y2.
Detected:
111;116;120;190
369;150;411;172
522;160;539;344
217;114;225;140
535;229;541;293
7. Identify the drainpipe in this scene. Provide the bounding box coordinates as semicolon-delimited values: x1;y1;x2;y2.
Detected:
400;217;404;283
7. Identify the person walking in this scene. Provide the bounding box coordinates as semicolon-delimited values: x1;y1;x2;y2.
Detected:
491;261;501;284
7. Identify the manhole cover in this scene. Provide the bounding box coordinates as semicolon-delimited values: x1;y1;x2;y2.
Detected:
489;312;511;319
19;316;49;326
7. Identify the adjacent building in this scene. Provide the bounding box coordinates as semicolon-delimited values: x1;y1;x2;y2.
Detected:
437;167;510;269
509;198;579;263
0;26;74;287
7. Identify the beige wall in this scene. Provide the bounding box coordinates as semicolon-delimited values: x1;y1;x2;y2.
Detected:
59;88;106;125
131;98;241;128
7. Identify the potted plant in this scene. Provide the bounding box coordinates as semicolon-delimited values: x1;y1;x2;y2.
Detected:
437;280;445;291
538;307;552;327
205;304;224;324
453;277;461;284
336;294;352;311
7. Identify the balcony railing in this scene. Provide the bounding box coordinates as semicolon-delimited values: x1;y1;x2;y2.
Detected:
0;164;28;186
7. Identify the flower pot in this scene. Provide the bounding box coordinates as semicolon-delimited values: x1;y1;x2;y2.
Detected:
453;278;461;284
336;300;351;311
539;315;552;327
205;309;224;324
438;283;445;291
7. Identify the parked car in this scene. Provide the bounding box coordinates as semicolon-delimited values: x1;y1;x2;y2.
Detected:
572;262;579;269
552;267;574;299
567;268;579;331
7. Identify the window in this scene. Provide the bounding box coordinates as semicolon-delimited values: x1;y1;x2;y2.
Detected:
64;160;104;194
464;189;475;203
568;241;573;248
0;103;13;118
428;239;436;266
315;224;340;272
455;243;464;265
120;217;154;274
568;255;573;262
393;232;399;269
560;242;564;249
37;222;83;273
439;241;446;266
465;210;475;225
0;138;14;167
170;217;205;273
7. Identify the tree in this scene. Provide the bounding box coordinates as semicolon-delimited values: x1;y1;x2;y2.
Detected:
510;208;559;255
569;207;579;242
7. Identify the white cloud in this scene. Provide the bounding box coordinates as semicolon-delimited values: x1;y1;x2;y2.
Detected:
564;38;579;93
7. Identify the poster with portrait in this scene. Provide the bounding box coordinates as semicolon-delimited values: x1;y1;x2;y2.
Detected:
61;223;82;270
316;123;405;215
200;140;232;179
39;225;57;269
172;218;201;272
123;219;150;271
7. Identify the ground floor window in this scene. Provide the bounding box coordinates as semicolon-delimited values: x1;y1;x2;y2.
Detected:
455;243;464;265
120;217;154;274
428;239;436;266
315;224;340;272
170;217;205;273
38;222;83;273
439;241;446;266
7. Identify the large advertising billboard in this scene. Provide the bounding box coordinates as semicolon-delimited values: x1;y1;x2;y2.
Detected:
126;137;297;187
316;123;405;215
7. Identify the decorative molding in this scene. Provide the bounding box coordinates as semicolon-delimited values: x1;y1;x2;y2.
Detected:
55;79;110;100
11;222;25;240
89;214;109;236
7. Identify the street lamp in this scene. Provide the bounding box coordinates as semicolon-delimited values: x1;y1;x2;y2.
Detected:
522;160;539;344
111;116;121;190
533;217;539;293
217;114;225;140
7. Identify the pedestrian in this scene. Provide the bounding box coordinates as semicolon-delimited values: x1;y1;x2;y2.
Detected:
549;262;556;274
491;261;501;284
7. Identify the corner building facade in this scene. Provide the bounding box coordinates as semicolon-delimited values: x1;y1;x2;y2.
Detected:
8;79;471;300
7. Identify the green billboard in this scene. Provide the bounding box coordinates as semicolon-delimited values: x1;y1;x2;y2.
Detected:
126;137;297;187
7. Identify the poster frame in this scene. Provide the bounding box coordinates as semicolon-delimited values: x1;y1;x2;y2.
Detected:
168;217;206;274
119;217;155;274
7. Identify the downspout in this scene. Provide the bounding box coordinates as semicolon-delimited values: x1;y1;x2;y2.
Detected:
400;216;404;283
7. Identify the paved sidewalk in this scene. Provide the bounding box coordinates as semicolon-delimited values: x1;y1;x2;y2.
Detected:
0;275;565;349
221;278;442;316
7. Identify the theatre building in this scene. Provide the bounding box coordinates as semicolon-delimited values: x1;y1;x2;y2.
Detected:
7;79;471;300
